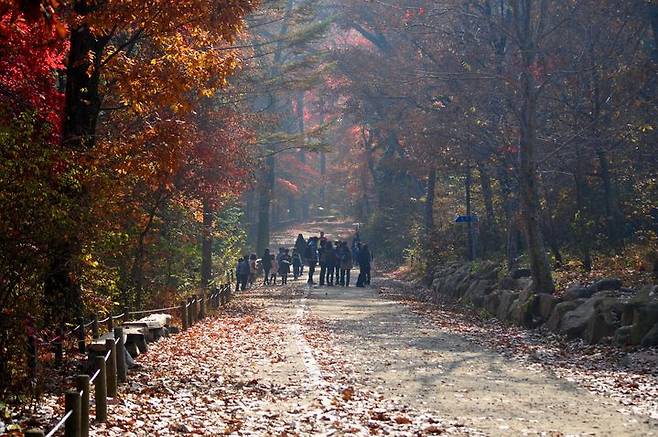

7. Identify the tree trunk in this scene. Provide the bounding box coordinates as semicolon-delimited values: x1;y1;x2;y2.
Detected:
477;163;498;253
541;184;563;268
296;92;309;220
200;198;213;291
574;162;593;271
424;167;436;233
45;20;107;323
130;191;164;309
597;149;624;248
256;154;275;254
465;164;475;261
513;0;555;294
497;166;519;269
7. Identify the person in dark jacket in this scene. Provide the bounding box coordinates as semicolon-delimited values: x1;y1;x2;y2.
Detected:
292;248;302;279
338;241;353;286
352;232;361;267
261;248;272;285
278;249;291;284
305;237;319;284
235;257;244;290
294;234;306;275
324;241;337;286
270;254;278;285
356;244;371;287
236;256;251;291
333;240;341;284
318;239;327;286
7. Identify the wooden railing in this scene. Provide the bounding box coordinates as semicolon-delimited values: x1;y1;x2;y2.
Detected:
24;275;234;437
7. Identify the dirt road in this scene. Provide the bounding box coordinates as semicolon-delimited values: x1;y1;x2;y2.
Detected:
300;281;657;435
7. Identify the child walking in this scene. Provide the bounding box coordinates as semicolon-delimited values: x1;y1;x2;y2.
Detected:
278;249;291;284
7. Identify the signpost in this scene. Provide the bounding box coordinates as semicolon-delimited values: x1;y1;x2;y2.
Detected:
455;214;478;260
454;215;478;223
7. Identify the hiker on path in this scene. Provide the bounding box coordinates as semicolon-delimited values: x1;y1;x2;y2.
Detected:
305;237;319;284
249;253;257;286
333;240;341;284
278;249;291;285
294;234;306;275
324;241;337;286
318;239;327;286
339;241;353;286
261;249;272;285
292;248;303;280
356;244;372;287
270;254;278;285
236;256;251;291
352;236;361;268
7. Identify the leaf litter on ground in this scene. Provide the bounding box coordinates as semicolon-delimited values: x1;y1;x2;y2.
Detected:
376;276;658;421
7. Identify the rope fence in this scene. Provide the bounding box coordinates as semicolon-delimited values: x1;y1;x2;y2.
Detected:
26;273;235;437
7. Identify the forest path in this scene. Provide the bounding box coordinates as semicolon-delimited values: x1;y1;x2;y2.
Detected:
302;280;656;436
265;219;656;435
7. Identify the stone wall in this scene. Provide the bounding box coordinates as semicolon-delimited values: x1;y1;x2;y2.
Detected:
425;262;658;346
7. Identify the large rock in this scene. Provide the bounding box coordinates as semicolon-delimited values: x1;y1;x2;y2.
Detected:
510;268;532;279
517;277;534;292
584;312;617;344
563;284;595;301
641;324;658;347
463;279;495;307
483;291;501;315
499;277;518;290
630;302;658;344
546;300;584;331
508;291;538;327
591;278;622;292
454;275;472;298
496;290;518;320
472;261;500;280
630;285;658;305
537;294;560;320
560;292;621;339
614;325;633;346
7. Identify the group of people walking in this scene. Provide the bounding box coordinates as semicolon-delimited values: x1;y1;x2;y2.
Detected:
300;231;372;287
235;230;372;291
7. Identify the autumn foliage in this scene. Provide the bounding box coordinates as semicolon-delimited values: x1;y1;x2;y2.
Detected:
0;0;258;398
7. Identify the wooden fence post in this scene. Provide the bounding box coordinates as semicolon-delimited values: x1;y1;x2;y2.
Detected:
27;335;37;379
123;307;131;324
113;327;127;383
181;301;188;330
107;315;114;332
199;292;206;319
91;316;99;339
64;390;81;437
77;317;86;353
53;324;64;367
25;430;44;437
104;339;117;397
54;341;63;367
194;295;200;321
75;374;90;437
187;297;194;326
93;356;107;422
